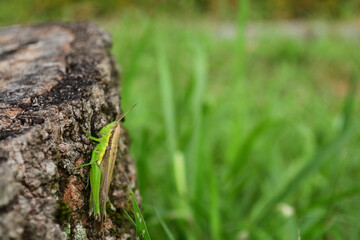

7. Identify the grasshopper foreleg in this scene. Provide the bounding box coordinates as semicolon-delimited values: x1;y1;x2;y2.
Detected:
81;125;101;142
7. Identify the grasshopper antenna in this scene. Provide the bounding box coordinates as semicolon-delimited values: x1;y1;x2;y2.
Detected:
116;103;137;122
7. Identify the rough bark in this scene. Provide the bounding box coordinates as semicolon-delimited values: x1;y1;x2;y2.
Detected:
0;22;137;240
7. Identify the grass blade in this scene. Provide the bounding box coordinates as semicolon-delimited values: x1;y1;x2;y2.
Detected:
124;209;136;229
131;191;152;240
191;41;208;199
155;208;176;240
156;35;177;156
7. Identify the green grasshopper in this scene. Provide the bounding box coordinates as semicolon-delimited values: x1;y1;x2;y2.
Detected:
75;104;136;223
124;191;151;240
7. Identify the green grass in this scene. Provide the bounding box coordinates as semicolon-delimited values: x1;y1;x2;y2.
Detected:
125;191;152;239
107;11;360;240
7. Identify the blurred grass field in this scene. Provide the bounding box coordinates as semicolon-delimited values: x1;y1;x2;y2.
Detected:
2;1;360;239
108;11;360;240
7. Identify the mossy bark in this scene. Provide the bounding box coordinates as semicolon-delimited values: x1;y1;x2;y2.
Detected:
0;22;137;240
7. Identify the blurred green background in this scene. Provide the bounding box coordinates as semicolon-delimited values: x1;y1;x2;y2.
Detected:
2;0;360;239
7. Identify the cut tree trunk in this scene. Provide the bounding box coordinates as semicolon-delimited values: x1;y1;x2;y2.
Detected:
0;22;138;240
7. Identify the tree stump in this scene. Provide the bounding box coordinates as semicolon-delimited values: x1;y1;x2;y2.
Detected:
0;22;137;239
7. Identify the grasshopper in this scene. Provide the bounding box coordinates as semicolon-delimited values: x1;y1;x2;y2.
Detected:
75;104;136;223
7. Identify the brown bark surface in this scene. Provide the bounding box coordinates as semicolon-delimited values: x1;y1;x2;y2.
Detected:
0;22;137;239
